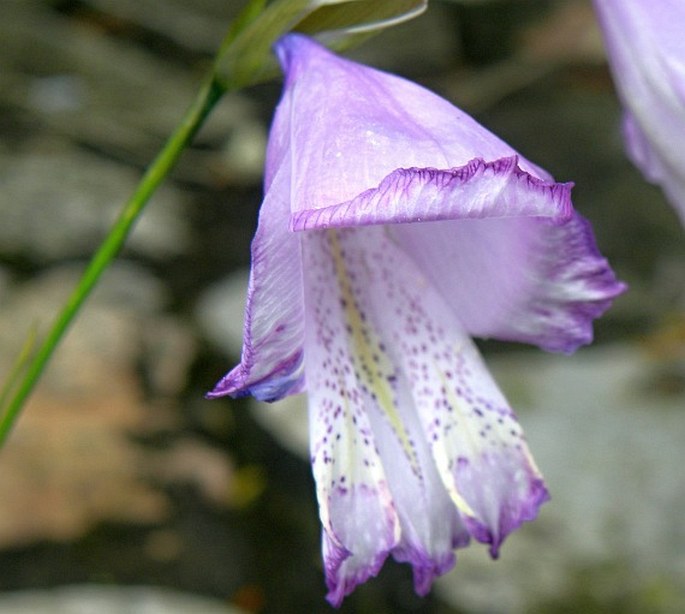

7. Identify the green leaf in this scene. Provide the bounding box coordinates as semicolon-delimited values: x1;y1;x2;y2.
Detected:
220;0;269;52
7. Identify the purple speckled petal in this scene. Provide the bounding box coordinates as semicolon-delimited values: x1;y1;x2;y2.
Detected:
303;228;476;603
302;230;401;606
593;0;685;224
335;226;549;557
207;89;305;402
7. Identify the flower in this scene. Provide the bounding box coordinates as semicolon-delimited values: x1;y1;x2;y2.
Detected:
208;34;625;606
593;0;685;225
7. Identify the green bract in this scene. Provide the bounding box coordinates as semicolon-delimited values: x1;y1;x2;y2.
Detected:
214;0;427;89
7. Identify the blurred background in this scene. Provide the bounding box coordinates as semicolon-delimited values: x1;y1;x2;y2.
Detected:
1;0;684;612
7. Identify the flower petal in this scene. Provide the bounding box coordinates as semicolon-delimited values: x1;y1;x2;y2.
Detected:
207;93;305;402
392;211;625;353
331;225;549;558
274;34;553;216
290;157;573;230
415;336;550;558
293;157;624;353
303;227;476;603
302;230;400;606
276;34;624;353
593;0;685;224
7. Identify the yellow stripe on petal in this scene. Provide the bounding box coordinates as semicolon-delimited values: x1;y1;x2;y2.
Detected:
328;230;419;475
430;361;479;519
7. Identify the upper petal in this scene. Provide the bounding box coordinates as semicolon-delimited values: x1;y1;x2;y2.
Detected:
293;157;624;353
291;157;572;231
276;35;624;353
274;34;554;215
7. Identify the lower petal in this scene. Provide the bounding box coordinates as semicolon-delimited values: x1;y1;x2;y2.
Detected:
303;228;476;602
340;225;550;556
411;326;550;557
302;230;401;606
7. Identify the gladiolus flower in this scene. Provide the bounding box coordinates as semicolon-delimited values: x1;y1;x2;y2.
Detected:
593;0;685;225
209;34;625;606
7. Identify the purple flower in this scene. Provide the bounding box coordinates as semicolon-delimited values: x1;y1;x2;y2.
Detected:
593;0;685;225
209;34;625;606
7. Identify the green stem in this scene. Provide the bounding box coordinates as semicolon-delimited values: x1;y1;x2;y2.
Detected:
0;75;226;446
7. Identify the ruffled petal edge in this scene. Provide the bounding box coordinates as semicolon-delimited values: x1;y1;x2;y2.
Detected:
290;157;573;231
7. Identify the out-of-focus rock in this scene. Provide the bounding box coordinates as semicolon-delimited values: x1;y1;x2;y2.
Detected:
0;142;189;262
195;269;248;360
81;0;242;55
0;585;246;614
0;262;234;548
0;1;263;187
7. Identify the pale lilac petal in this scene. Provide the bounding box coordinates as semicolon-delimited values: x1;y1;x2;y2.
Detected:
207;94;305;402
275;34;553;216
393;212;624;353
303;228;474;602
416;335;550;557
334;225;548;557
291;157;572;230
302;230;400;606
292;157;623;353
276;34;624;353
593;0;685;224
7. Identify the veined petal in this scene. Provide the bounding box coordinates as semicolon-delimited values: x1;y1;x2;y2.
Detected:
275;34;553;216
302;230;400;606
415;336;550;557
290;157;572;230
331;225;549;558
292;157;624;353
276;34;624;353
207;94;305;402
303;228;473;603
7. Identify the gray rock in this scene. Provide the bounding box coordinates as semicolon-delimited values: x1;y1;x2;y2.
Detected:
0;1;264;187
195;269;249;360
0;142;189;261
0;261;195;396
0;585;245;614
81;0;242;55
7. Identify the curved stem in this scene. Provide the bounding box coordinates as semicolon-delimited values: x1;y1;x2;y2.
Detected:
0;75;226;446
